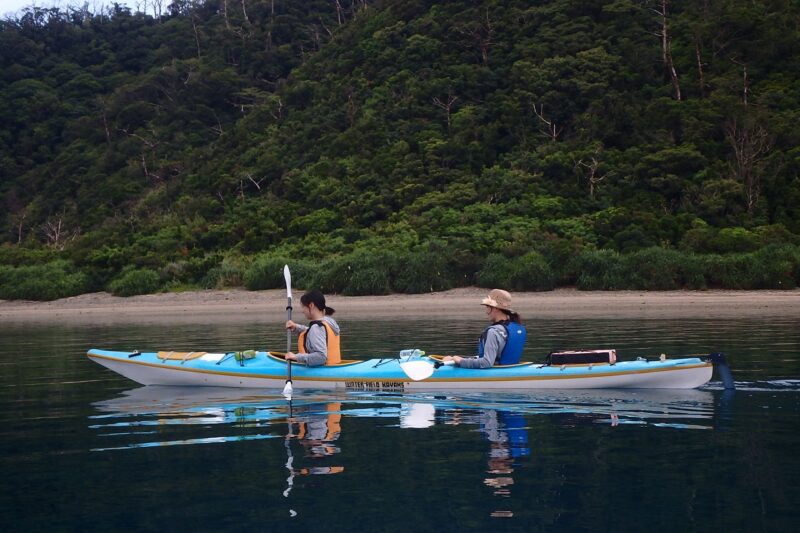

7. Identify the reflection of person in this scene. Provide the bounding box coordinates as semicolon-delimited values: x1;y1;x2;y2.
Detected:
285;289;341;366
287;402;344;475
480;410;530;499
295;402;342;457
444;289;526;368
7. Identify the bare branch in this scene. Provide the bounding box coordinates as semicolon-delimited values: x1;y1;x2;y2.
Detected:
432;94;459;134
452;8;495;64
725;118;773;213
532;104;562;142
574;150;616;197
245;173;265;191
42;213;80;250
333;0;344;26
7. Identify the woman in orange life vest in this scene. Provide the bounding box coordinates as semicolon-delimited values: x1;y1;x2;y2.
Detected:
443;289;526;368
285;289;341;366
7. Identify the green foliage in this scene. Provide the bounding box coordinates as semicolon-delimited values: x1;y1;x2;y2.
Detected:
681;226;761;254
79;245;133;290
702;254;762;290
477;252;555;291
0;261;88;301
2;1;800;298
0;246;57;266
512;252;556;291
309;249;396;296
305;257;355;294
618;248;693;291
749;246;799;289
475;254;509;289
573;249;626;290
303;243;457;295
201;255;249;289
108;267;162;297
533;238;584;285
570;245;800;291
339;251;395;296
392;241;455;293
681;224;799;254
243;255;315;291
703;245;800;289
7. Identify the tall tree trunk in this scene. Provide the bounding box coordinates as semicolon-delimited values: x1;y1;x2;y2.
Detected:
660;0;682;100
742;63;749;106
192;16;202;59
222;0;231;30
241;0;251;26
694;38;705;97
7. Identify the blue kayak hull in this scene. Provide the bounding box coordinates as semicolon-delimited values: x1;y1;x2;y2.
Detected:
87;349;714;390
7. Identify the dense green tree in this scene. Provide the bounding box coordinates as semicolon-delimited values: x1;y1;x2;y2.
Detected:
1;0;799;298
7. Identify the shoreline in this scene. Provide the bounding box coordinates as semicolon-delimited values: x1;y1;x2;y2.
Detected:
1;287;799;323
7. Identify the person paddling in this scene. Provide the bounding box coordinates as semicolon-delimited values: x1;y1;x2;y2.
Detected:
285;289;341;367
443;289;526;368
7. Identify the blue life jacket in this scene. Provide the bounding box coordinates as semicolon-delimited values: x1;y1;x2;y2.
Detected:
499;411;530;458
478;320;527;365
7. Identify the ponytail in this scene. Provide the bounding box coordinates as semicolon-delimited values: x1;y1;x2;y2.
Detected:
300;289;334;315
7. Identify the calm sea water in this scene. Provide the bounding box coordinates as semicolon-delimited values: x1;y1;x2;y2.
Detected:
1;316;799;532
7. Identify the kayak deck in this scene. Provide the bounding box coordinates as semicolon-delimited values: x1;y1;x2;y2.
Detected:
87;348;715;390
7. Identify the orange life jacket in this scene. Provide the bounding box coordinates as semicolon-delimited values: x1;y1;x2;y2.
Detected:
298;319;341;365
294;403;342;442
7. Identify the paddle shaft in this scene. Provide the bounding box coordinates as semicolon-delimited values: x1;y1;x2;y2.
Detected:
286;296;293;383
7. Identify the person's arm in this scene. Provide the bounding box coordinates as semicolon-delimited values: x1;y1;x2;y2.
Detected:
286;321;308;334
456;326;506;369
291;323;328;366
285;323;308;361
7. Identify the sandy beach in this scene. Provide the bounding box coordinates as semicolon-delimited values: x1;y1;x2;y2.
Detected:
1;287;798;323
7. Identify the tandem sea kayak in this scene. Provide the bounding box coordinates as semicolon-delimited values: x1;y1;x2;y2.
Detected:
86;348;728;391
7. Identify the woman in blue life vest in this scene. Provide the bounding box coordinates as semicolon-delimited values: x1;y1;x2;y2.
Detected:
443;289;527;368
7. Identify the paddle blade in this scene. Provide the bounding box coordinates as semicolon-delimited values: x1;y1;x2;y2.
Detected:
282;380;293;398
283;264;292;299
399;360;435;381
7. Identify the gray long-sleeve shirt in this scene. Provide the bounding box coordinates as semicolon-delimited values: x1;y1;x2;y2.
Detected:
292;316;340;367
456;323;507;369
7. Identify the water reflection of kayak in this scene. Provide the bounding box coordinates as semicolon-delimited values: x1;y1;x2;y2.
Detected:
89;386;720;456
87;348;717;390
93;386;716;429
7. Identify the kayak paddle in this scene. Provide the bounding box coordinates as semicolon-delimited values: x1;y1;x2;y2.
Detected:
282;264;293;397
398;360;435;381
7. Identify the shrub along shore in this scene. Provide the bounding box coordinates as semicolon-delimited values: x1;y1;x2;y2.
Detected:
2;243;800;301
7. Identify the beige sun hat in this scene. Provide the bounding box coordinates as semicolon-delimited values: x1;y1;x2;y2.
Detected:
481;289;514;312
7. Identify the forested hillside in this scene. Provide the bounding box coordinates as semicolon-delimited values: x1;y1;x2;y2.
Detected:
2;0;800;299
